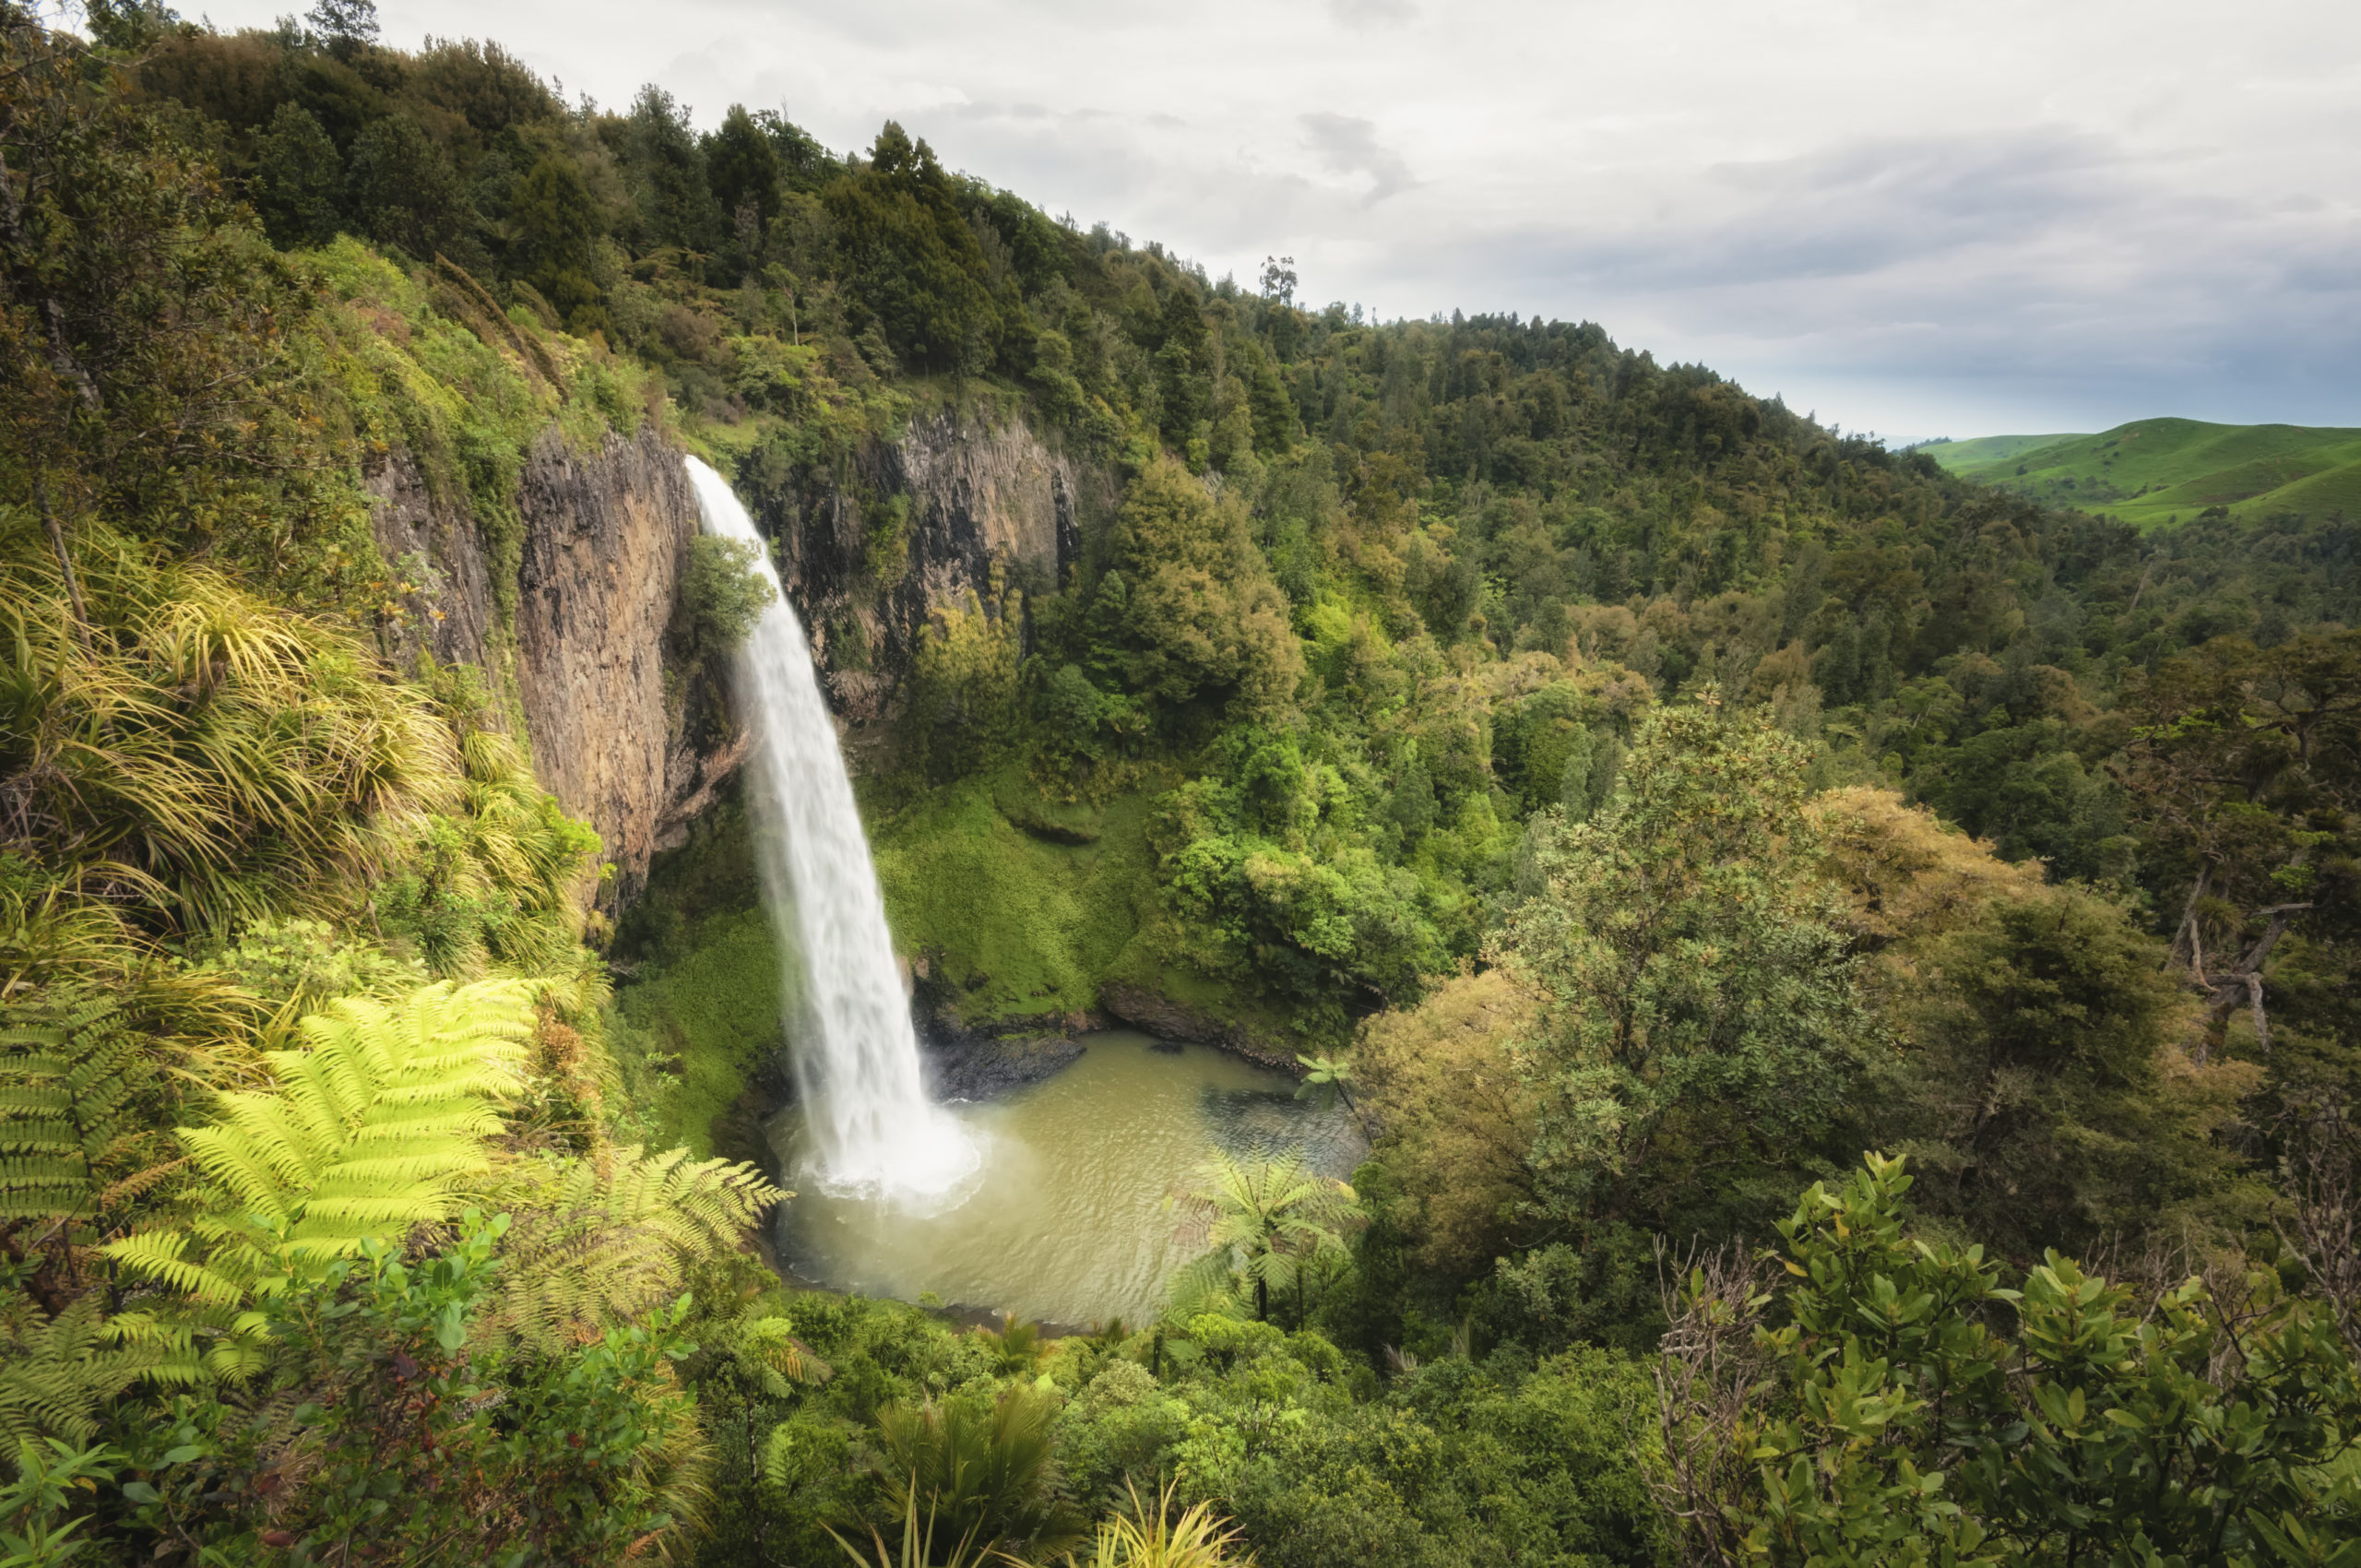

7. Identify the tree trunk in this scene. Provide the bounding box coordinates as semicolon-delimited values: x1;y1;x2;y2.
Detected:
38;480;91;652
2196;899;2308;1062
2168;862;2212;977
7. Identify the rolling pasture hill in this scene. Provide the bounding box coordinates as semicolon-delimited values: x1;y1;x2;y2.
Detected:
1916;431;2088;468
1924;416;2361;526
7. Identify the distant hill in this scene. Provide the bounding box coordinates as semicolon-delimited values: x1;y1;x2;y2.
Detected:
1923;419;2361;527
1916;433;2089;468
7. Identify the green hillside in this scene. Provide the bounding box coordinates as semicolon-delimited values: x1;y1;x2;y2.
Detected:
1928;417;2361;526
1914;432;2084;467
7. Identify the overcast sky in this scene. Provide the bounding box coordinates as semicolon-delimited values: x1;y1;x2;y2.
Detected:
205;0;2361;442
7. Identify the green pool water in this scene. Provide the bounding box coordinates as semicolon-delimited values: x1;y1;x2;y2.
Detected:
766;1030;1363;1326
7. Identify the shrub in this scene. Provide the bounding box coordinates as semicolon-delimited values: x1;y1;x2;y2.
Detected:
682;534;777;652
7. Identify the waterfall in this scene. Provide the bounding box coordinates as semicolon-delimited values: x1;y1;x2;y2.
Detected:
684;458;980;1206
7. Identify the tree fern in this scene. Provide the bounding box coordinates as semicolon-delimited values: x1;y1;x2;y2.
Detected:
105;979;533;1300
1169;1150;1361;1322
485;1145;782;1351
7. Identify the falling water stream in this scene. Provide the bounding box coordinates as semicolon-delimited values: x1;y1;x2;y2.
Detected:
684;457;981;1206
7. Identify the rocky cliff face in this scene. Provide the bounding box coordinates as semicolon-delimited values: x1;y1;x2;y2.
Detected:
369;408;1097;910
370;422;725;909
750;409;1113;737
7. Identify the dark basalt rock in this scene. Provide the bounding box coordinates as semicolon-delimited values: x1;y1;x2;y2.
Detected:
1097;980;1299;1072
368;422;727;913
920;1020;1085;1101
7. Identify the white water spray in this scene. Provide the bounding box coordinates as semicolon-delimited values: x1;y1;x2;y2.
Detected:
684;458;979;1206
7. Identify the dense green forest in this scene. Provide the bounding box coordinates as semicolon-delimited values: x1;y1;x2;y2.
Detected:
4;1;2359;1563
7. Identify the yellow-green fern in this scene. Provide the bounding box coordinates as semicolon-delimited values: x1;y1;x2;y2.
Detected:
104;979;531;1302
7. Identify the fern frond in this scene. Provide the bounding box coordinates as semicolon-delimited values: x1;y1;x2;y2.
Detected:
101;1229;245;1304
0;993;189;1265
104;979;533;1300
0;1295;156;1444
484;1146;781;1352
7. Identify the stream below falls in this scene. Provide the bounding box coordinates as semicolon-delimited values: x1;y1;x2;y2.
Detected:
766;1030;1366;1327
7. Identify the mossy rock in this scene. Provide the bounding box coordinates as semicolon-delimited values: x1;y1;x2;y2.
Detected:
870;771;1148;1024
991;773;1103;844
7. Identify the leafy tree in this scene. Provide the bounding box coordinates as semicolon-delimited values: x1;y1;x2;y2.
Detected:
510;152;605;328
1496;694;1871;1231
2118;631;2361;1055
0;13;323;578
106;1218;712;1562
704;103;782;255
1661;1153;2361;1564
1150;766;1445;1028
681;534;777;652
346;113;471;258
304;0;380;53
905;590;1022;782
623;85;725;261
1889;884;2262;1254
1039;662;1112;762
1383;750;1436;843
1357;967;1545;1281
825;122;998;371
252;101;342;248
1103;458;1303;726
1248;358;1297;455
406;38;562;143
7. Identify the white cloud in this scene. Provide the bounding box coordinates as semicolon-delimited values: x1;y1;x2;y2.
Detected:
199;0;2361;437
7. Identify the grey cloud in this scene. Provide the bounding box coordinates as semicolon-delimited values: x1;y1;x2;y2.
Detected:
1311;115;2361;430
1299;111;1415;202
